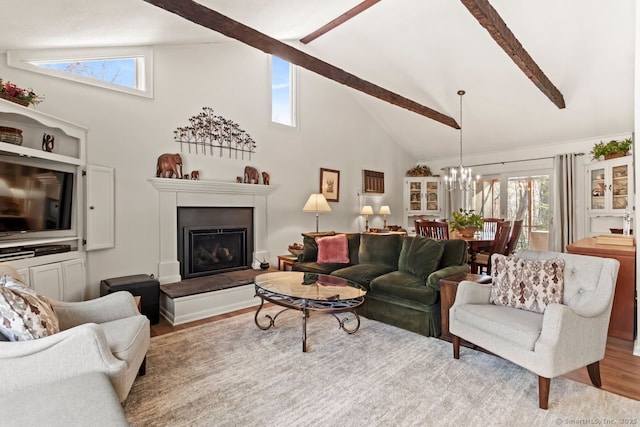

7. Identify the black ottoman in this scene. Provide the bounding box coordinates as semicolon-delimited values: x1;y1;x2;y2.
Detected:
100;274;160;324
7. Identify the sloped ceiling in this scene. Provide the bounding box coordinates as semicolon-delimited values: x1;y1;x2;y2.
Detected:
0;0;634;160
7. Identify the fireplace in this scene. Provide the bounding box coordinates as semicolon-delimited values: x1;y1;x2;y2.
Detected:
178;207;254;279
149;178;276;285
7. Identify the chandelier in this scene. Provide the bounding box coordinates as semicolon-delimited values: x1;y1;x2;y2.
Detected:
444;90;477;192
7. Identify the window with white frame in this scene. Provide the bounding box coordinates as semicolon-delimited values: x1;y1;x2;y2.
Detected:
7;47;153;98
271;55;296;127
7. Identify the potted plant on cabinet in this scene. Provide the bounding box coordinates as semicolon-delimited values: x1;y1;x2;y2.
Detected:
450;208;483;237
590;138;632;161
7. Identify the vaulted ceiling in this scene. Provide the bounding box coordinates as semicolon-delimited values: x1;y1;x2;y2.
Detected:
0;1;635;160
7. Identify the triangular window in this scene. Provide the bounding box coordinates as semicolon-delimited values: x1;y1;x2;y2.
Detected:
7;47;153;98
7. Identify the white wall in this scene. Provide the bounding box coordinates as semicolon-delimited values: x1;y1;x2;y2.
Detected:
0;42;413;297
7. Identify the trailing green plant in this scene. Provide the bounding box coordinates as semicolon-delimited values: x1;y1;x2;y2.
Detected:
405;164;432;177
450;208;483;232
590;138;632;160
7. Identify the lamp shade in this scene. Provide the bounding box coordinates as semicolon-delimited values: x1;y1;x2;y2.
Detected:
360;205;374;216
302;193;331;213
379;205;391;215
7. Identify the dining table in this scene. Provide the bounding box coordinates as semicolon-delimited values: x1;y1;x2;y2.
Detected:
454;231;495;274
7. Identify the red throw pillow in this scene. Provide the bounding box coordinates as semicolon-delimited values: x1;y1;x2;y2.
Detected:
316;234;350;264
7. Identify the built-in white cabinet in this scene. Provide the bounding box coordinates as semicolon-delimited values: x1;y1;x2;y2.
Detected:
0;99;93;301
403;177;442;233
585;156;634;236
28;258;85;301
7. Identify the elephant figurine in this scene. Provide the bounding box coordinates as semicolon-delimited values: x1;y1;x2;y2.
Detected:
244;166;259;184
156;153;183;179
261;171;270;185
190;170;200;180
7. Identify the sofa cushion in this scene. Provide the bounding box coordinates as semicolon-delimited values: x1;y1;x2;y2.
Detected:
292;261;349;274
358;233;402;268
0;372;129;427
491;254;565;314
300;231;336;262
370;271;439;305
454;303;543;350
439;239;469;268
397;237;413;272
331;264;396;290
100;315;150;362
317;234;350;264
398;236;444;280
345;233;361;265
0;276;60;341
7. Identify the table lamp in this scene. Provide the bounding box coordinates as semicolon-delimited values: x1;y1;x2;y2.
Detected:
379;205;391;228
302;193;331;232
360;205;374;232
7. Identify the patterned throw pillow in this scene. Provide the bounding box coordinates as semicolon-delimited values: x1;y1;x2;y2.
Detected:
316;234;350;264
490;255;564;314
0;275;60;341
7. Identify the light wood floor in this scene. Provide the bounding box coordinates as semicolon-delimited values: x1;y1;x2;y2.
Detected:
151;310;640;402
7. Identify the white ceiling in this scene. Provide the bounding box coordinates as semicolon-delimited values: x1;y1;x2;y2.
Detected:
1;0;635;160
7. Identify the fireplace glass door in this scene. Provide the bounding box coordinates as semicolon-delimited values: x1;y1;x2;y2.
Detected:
184;227;247;278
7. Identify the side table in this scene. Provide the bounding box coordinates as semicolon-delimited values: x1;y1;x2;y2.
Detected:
277;254;298;271
439;272;491;342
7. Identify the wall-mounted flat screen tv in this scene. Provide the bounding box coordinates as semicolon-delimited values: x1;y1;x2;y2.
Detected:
0;159;74;234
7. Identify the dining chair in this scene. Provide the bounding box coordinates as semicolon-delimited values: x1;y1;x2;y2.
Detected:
481;218;504;237
415;220;450;239
475;221;511;274
504;219;524;255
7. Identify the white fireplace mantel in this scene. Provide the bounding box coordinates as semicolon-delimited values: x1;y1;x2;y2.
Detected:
149;178;278;284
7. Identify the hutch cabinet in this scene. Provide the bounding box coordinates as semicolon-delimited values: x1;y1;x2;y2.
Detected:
585;156;634;236
0;99;91;301
403;177;442;234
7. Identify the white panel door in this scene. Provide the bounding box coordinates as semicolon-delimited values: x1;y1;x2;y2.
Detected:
85;165;115;250
62;258;86;301
30;263;64;301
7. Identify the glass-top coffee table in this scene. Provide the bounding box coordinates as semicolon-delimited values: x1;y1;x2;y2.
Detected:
254;271;366;352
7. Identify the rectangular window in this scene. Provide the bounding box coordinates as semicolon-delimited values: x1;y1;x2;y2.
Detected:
271;56;296;127
7;47;153;98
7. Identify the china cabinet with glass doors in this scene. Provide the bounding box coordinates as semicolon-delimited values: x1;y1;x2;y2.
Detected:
586;156;634;236
403;177;442;234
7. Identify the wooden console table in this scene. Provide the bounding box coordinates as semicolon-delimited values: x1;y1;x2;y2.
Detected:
567;237;636;341
439;272;491;341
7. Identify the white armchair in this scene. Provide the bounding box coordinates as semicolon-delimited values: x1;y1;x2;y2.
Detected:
0;264;150;402
449;250;619;409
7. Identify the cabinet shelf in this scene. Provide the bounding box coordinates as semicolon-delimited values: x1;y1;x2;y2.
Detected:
0;141;82;165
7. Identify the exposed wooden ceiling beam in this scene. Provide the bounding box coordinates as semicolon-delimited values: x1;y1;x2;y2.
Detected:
142;0;460;129
300;0;381;44
460;0;566;109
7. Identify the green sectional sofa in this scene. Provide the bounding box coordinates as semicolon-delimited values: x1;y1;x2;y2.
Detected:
292;232;470;336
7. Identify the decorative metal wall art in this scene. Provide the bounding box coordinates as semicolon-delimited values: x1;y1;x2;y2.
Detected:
173;107;256;159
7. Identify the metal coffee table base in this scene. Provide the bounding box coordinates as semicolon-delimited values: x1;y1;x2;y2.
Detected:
254;287;364;352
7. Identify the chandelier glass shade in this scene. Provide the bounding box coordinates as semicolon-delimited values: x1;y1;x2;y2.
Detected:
444;90;478;192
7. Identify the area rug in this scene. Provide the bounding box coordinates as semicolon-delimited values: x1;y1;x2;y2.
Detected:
124;310;639;426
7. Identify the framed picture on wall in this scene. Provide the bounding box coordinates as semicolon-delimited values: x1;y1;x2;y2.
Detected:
320;168;340;202
363;169;385;193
